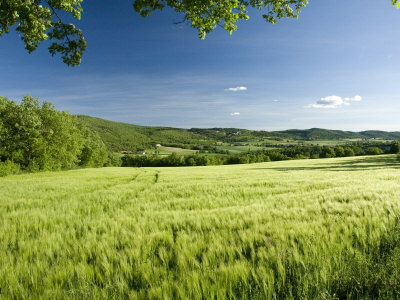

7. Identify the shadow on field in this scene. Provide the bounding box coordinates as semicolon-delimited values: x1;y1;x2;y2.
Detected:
251;156;400;172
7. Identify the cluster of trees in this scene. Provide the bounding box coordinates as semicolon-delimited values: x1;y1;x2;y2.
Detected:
0;96;116;176
122;153;224;167
77;115;213;152
122;143;400;168
1;96;399;174
273;144;394;159
74;115;400;154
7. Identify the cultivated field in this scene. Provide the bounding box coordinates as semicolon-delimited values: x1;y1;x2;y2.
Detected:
148;146;198;155
1;155;400;299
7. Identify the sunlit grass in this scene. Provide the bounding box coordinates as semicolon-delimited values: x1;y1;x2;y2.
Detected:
1;155;400;298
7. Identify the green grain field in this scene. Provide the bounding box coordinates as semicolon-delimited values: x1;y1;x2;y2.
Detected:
149;146;198;155
1;155;400;299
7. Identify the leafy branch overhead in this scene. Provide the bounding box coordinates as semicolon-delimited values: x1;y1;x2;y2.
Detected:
0;0;86;66
1;0;400;66
133;0;309;39
393;0;400;8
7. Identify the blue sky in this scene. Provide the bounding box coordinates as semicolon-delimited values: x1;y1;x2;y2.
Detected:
1;0;400;131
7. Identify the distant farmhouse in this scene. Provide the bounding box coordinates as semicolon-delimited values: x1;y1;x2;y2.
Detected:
121;151;134;155
137;151;146;155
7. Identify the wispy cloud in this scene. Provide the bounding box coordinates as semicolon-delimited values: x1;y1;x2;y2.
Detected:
230;112;241;116
307;95;362;109
226;86;247;92
273;99;279;102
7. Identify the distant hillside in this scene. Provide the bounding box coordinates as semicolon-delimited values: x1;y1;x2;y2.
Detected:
191;127;400;142
77;115;400;152
283;128;400;141
76;115;212;152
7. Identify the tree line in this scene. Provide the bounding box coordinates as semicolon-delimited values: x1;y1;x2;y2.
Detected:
1;96;399;174
0;96;119;176
122;143;400;168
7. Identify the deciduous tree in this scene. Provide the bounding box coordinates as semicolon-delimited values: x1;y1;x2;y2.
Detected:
1;1;400;65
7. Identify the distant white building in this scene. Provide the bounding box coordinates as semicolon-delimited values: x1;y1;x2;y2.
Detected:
137;151;146;155
156;144;162;147
121;151;134;155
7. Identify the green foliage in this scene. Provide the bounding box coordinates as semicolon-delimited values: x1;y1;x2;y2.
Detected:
344;147;355;157
320;146;336;158
334;145;345;157
121;144;391;167
192;127;400;143
0;96;114;173
0;160;20;177
0;96;84;171
78;116;400;155
352;146;364;156
2;1;400;65
1;156;400;298
0;0;86;66
393;0;400;9
77;115;214;152
365;147;384;155
134;0;308;39
106;152;123;167
78;127;108;168
390;141;400;154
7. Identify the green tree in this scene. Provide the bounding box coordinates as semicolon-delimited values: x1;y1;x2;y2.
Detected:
343;147;355;157
0;96;84;171
37;100;85;170
3;1;400;65
2;0;394;67
390;141;400;154
0;0;86;66
78;126;108;168
135;0;308;39
320;147;336;158
0;96;45;168
365;147;383;155
352;146;364;156
333;146;345;157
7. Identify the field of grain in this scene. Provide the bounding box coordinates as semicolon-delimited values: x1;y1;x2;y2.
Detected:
148;146;198;155
1;155;400;299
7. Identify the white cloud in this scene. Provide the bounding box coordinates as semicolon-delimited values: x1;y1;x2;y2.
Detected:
344;95;362;102
226;86;247;92
273;99;279;102
307;95;362;109
230;112;240;116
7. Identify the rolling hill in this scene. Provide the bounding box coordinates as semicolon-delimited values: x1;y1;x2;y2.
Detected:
77;115;400;152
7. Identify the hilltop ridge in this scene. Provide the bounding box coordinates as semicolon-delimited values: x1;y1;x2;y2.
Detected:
76;115;400;151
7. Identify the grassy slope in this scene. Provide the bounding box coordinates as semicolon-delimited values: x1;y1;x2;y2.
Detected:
76;115;212;152
152;146;198;155
1;156;400;298
77;115;400;152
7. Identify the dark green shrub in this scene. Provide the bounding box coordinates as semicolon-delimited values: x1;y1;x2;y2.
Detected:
344;147;355;157
365;147;384;155
320;147;336;158
106;153;122;167
334;146;345;157
0;160;20;177
390;142;400;154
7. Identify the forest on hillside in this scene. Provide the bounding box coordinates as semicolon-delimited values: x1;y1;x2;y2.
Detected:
1;97;400;175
